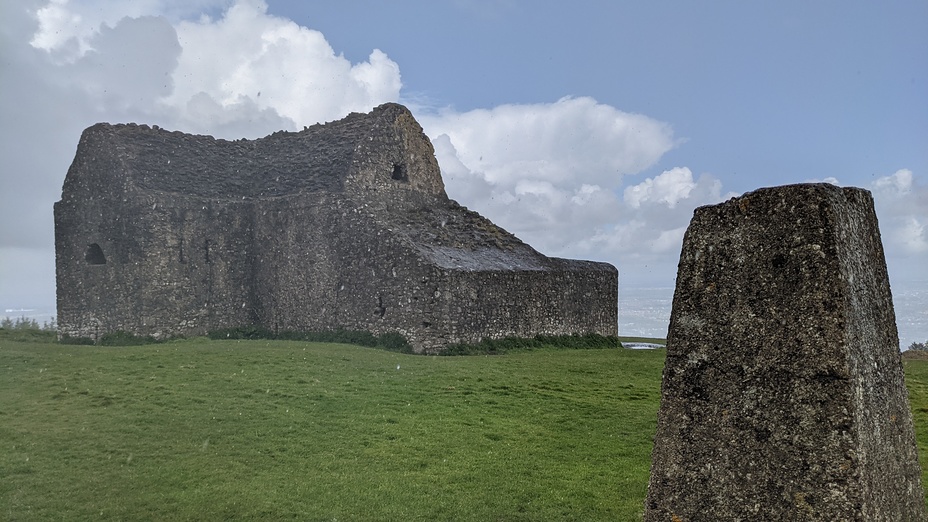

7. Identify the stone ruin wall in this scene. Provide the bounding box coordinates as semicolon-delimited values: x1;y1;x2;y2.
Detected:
55;104;617;352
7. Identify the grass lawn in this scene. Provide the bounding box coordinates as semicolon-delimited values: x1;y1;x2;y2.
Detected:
903;356;928;512
2;334;927;521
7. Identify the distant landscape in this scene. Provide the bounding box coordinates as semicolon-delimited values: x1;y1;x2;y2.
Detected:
2;332;927;520
4;278;925;350
619;283;928;350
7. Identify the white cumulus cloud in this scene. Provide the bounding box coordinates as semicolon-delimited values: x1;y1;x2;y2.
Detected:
873;168;914;195
581;168;728;257
421;97;675;187
418;97;682;257
25;0;402;137
898;218;928;253
29;0;229;59
169;1;401;133
624;166;698;209
872;169;928;256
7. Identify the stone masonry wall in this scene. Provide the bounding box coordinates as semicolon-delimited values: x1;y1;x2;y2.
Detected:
55;190;257;340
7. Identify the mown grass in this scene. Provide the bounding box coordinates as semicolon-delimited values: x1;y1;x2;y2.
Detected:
903;357;928;509
0;336;663;521
2;334;927;521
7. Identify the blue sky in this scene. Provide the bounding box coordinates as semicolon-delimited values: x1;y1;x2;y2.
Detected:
289;1;927;192
1;0;926;342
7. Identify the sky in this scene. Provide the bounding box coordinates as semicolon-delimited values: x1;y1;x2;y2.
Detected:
1;0;926;343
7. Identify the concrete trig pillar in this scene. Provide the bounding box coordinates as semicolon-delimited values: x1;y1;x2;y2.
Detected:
645;184;924;521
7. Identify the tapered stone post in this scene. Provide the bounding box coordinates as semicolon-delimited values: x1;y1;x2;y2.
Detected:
645;184;924;521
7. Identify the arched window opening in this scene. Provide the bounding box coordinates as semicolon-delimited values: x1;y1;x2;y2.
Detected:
85;243;107;265
391;163;408;182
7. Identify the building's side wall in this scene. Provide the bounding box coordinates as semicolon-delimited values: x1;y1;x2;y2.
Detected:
433;265;618;350
251;193;445;351
250;194;617;353
58;181;617;351
56;188;257;340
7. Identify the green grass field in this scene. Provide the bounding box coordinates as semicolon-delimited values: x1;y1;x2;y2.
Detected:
2;335;927;521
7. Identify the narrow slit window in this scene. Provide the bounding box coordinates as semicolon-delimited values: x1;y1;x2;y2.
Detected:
85;243;106;265
391;163;408;182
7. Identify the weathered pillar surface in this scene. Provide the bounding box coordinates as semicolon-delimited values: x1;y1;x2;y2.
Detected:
645;184;925;521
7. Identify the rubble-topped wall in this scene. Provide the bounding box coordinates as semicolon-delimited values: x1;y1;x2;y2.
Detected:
55;103;617;352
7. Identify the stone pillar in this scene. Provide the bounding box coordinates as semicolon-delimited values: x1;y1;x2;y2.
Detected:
644;184;924;521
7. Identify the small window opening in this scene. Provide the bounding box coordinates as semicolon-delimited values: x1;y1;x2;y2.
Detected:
204;239;211;264
391;163;408;182
179;238;187;264
85;243;106;265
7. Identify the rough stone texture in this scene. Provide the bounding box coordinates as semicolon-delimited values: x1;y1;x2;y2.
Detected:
55;103;617;352
644;184;925;521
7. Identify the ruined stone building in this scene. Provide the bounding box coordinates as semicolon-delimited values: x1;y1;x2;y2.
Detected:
55;103;617;352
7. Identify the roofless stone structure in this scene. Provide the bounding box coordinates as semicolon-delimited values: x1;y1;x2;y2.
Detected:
54;103;617;352
645;184;924;520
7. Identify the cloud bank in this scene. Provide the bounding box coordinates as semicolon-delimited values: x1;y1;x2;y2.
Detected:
1;0;924;321
26;0;402;137
872;169;928;256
